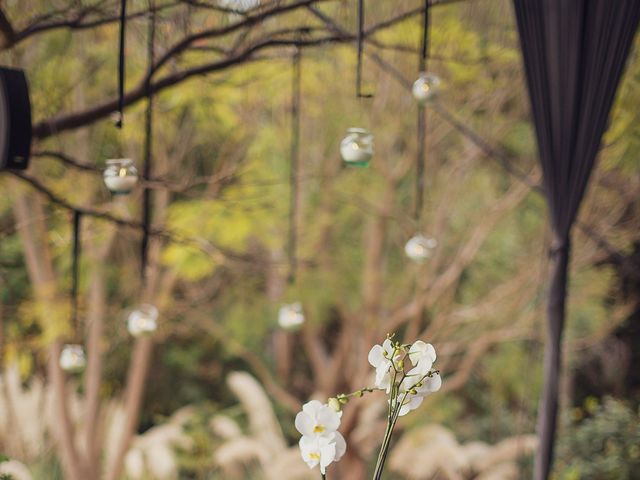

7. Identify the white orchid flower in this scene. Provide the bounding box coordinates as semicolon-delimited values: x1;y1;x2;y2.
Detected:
407;340;436;373
397;394;424;417
299;435;335;474
368;338;398;390
416;372;442;396
396;369;442;416
299;431;347;474
393;341;442;417
402;365;442;394
295;400;343;439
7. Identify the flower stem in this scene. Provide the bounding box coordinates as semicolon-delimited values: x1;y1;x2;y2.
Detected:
374;408;401;479
372;370;400;480
321;474;326;480
373;414;393;477
372;390;408;480
376;403;403;478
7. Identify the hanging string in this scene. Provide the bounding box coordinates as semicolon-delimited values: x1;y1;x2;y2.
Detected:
116;0;127;128
414;0;430;224
141;0;156;283
420;0;430;73
71;210;82;335
288;43;302;284
356;0;373;98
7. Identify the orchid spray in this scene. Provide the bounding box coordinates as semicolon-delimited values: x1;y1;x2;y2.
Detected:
295;334;441;479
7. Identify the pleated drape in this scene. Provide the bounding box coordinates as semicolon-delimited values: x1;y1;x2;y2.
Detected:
511;1;640;479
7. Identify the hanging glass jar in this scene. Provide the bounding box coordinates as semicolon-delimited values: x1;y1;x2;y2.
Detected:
103;158;138;194
412;72;441;105
405;234;438;262
127;304;158;337
278;302;305;330
340;128;374;167
59;344;86;372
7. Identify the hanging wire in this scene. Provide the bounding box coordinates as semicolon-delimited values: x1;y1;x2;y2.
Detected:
356;0;373;98
141;0;156;283
414;0;430;224
288;42;302;284
115;0;127;128
71;210;82;335
420;0;430;73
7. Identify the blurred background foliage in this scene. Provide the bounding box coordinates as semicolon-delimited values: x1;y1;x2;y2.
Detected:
0;0;638;478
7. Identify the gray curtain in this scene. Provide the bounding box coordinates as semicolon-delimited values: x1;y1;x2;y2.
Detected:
511;1;640;479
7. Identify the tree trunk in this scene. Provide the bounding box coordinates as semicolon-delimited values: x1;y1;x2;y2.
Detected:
83;242;109;475
10;183;87;480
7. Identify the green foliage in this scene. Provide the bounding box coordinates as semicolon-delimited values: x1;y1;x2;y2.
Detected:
602;37;640;173
556;398;640;480
450;341;540;445
174;407;218;478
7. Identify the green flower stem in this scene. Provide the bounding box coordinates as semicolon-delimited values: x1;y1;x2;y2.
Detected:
341;388;375;400
372;368;402;480
372;388;410;480
373;412;394;477
376;396;405;478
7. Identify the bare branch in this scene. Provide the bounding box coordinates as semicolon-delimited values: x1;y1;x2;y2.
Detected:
11;1;178;47
6;170;255;264
31;0;444;139
32;31;344;138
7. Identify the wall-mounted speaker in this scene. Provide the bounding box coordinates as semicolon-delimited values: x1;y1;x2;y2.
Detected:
0;67;31;170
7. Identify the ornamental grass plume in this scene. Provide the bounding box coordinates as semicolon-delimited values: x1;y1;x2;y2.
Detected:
295;334;442;479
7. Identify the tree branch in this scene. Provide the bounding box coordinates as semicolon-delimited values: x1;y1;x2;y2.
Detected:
30;0;444;139
6;170;256;264
10;1;178;48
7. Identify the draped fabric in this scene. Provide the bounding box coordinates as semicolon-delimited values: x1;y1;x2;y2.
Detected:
511;1;640;479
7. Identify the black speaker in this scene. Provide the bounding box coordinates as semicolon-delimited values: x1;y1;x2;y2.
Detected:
0;67;31;170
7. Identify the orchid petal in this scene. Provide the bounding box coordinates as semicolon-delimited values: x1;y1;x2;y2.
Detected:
368;345;384;368
333;431;347;461
295;411;315;437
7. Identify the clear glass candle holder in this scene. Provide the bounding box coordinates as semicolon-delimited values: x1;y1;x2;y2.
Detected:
278;302;305;330
127;304;159;337
103;158;138;194
405;234;438;262
340;128;374;167
412;72;441;105
59;344;86;372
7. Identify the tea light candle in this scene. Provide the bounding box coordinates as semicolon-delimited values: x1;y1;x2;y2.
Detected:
103;158;138;194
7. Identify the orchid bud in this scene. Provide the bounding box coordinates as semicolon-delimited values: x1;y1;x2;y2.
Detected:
328;397;342;412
